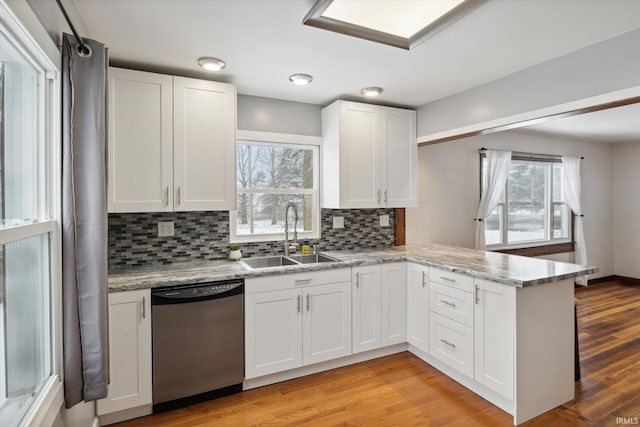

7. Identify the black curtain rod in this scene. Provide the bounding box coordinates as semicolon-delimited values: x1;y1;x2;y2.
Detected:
479;147;584;160
55;0;91;56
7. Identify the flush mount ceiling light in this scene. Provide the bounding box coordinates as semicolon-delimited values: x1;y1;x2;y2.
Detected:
361;87;383;97
289;73;314;85
197;57;226;71
303;0;486;50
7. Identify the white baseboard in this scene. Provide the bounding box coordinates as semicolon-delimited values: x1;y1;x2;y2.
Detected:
244;343;408;390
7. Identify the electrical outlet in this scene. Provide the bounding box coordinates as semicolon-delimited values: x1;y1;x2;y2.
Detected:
332;216;344;229
379;214;390;227
158;221;174;237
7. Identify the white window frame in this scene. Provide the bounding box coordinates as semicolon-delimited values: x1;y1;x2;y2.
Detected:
483;156;572;251
231;130;321;244
0;2;63;426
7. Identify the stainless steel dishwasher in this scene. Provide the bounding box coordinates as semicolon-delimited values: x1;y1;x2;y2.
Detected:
151;279;244;413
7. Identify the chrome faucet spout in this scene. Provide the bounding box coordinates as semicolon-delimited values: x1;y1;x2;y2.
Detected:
284;202;299;256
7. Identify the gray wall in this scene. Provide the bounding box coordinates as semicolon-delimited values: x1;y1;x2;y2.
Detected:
416;28;640;138
237;94;322;136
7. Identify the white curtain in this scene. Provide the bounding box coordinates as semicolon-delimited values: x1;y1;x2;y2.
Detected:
562;156;588;285
475;149;511;250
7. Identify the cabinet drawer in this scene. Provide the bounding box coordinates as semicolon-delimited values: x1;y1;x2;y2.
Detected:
429;312;474;378
429;269;473;293
429;282;474;326
245;268;352;294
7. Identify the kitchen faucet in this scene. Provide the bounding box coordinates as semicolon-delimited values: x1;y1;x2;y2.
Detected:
284;202;299;256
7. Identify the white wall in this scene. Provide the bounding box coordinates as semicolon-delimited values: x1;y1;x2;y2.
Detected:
237;95;322;136
406;130;613;279
416;28;640;138
613;142;640;278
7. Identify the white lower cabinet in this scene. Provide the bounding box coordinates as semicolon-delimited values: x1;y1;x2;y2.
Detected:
97;289;152;416
245;270;352;379
381;263;407;346
352;265;382;353
352;262;407;354
406;263;429;353
245;289;303;378
303;282;352;365
429;311;474;378
474;279;515;400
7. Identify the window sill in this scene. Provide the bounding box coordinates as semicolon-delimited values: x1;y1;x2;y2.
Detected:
491;242;575;257
230;232;320;244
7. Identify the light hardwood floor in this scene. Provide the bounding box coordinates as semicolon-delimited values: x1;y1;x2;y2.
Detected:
115;279;639;426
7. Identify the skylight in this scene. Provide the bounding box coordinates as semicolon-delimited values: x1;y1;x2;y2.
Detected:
303;0;485;50
322;0;465;39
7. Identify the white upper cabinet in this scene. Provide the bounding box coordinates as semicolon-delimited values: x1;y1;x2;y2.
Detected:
321;100;417;209
108;68;236;213
108;68;173;212
173;77;236;211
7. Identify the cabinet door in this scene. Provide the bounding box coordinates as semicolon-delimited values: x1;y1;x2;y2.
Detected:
475;280;515;400
108;68;173;212
338;102;381;208
97;290;152;415
381;262;407;346
429;312;474;378
245;289;303;379
407;263;429;353
352;265;382;354
380;107;417;207
173;77;236;211
303;282;352;365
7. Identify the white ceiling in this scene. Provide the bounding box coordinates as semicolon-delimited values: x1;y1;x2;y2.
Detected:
41;0;640;107
524;102;640;144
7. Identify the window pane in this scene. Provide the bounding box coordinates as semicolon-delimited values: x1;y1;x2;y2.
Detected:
507;163;546;243
237;143;315;190
236;194;312;235
552;164;563;202
0;233;51;427
0;34;42;224
484;206;503;246
554;203;570;239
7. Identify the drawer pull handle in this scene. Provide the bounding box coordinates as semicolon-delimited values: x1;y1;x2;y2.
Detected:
440;300;457;308
295;278;312;284
297;294;301;313
440;276;456;283
422;271;426;287
440;338;456;349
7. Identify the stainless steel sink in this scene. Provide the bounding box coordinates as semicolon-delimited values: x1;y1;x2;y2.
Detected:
240;256;299;270
240;253;342;270
287;253;341;264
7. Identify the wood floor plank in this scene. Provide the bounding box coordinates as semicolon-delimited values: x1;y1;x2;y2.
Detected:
113;280;640;427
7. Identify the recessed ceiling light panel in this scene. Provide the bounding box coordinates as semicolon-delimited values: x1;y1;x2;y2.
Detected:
289;73;314;85
303;0;486;50
198;57;226;71
361;87;383;97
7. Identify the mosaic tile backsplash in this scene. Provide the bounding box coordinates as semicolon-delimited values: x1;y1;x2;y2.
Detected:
108;209;395;272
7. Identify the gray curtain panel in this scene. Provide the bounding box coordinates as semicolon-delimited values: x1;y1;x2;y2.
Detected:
61;33;109;408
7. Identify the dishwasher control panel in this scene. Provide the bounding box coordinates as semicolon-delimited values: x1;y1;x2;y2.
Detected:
152;280;244;303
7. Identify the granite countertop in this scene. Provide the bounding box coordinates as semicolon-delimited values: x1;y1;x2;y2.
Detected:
108;243;598;292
